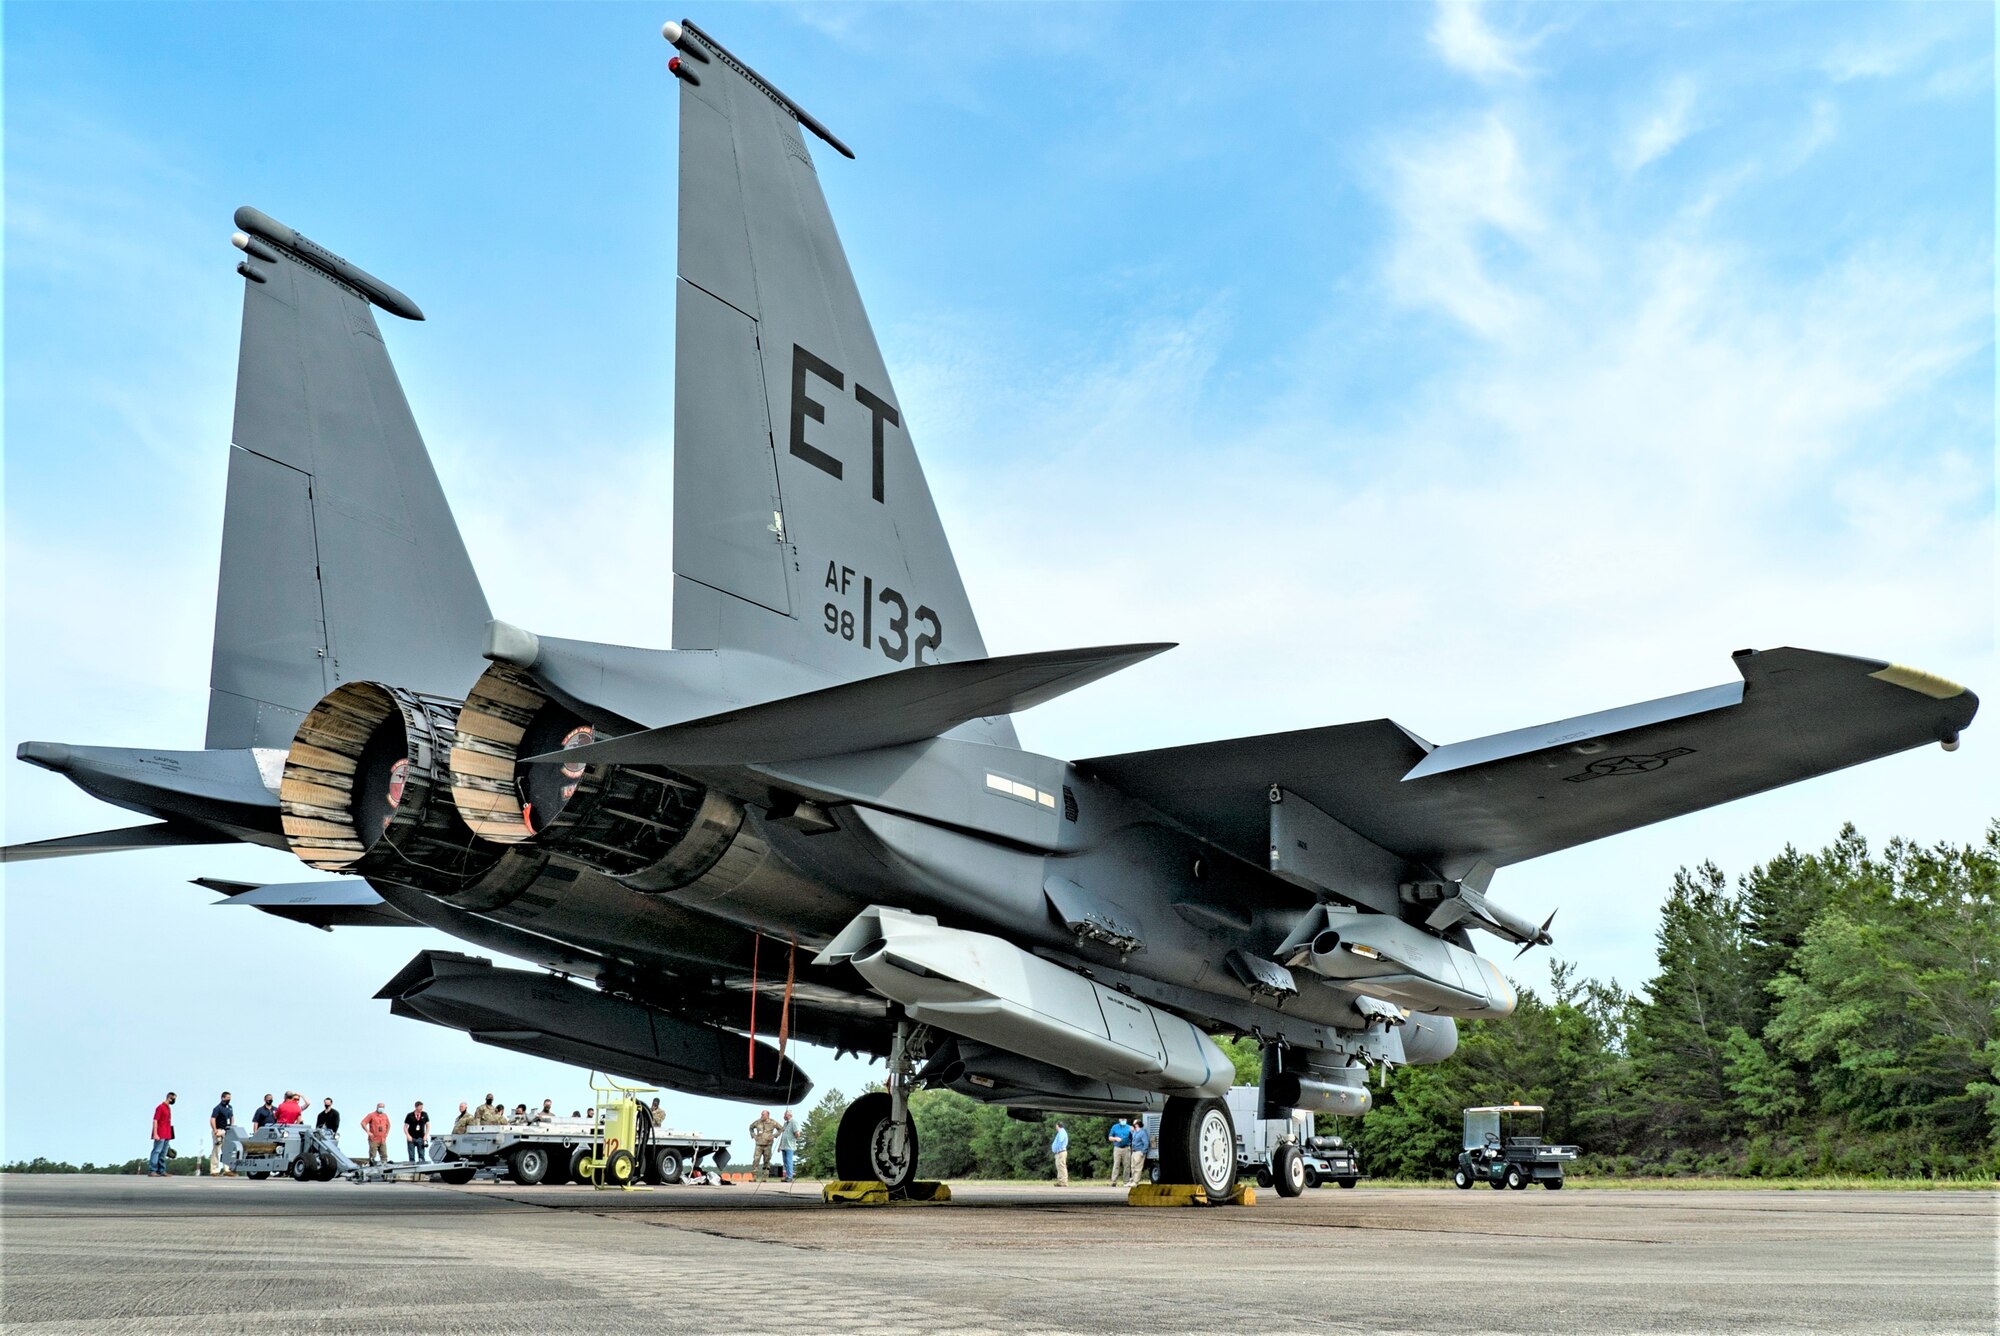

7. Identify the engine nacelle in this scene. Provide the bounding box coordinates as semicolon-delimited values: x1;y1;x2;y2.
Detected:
449;662;742;892
279;681;543;907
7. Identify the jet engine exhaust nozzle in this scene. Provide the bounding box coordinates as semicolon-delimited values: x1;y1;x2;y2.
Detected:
279;681;542;906
449;661;744;893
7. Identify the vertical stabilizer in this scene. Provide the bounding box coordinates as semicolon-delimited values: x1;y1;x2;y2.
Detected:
206;210;490;750
668;22;1011;743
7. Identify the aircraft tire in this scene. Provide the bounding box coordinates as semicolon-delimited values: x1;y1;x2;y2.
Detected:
508;1145;551;1186
1272;1144;1306;1198
1157;1096;1236;1196
836;1092;919;1193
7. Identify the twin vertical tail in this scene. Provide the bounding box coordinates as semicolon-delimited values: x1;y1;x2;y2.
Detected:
7;209;492;864
665;21;1014;745
209;207;491;750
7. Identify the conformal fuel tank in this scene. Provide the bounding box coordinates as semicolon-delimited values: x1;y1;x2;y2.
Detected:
818;906;1232;1099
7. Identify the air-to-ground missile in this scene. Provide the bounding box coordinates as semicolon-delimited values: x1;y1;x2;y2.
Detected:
818;906;1233;1099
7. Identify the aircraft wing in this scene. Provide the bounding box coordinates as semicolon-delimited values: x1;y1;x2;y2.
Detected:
1080;648;1976;881
1;822;233;862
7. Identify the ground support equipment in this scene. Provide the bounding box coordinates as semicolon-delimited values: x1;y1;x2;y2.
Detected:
1127;1182;1256;1207
822;1179;952;1205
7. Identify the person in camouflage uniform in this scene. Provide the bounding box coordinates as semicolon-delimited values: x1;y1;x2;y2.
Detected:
747;1109;781;1181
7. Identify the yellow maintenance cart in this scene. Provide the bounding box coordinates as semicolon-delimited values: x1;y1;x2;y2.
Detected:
574;1075;655;1190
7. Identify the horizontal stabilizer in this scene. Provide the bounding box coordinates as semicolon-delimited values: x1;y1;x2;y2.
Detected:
1084;648;1977;880
2;823;230;863
532;643;1172;768
197;876;416;930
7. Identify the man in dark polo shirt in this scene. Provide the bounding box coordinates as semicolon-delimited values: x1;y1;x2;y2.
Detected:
404;1102;431;1162
208;1092;235;1176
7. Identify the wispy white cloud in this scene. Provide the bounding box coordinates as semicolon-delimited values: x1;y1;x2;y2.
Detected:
894;66;1993;991
1378;113;1547;337
1621;76;1701;172
1823;25;1944;83
1785;96;1840;169
1820;9;1990;92
1429;0;1534;82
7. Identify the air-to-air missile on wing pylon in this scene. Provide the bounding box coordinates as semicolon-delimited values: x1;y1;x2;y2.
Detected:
6;19;1978;1200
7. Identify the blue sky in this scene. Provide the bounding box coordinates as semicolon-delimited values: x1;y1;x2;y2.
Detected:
5;2;1992;1164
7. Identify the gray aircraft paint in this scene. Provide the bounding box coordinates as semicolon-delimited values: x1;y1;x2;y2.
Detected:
5;21;1979;1120
668;22;1012;757
211;208;489;752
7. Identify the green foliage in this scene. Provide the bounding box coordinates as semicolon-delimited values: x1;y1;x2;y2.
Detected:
910;1088;982;1180
1761;827;1999;1167
1344;822;1991;1180
798;1088;847;1179
3;1155;200;1175
1215;1034;1263;1085
1624;862;1758;1152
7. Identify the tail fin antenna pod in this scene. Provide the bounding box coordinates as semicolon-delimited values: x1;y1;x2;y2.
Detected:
207;209;490;751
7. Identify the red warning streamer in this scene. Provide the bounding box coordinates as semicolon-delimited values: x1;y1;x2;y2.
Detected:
777;937;796;1064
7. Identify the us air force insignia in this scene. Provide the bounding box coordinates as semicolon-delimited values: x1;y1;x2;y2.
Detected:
1564;747;1695;783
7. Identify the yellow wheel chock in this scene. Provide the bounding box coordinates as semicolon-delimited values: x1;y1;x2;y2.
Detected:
1127;1182;1256;1207
821;1179;952;1204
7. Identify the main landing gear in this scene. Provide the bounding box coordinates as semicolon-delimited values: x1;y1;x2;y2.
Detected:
834;1020;926;1194
1155;1095;1238;1197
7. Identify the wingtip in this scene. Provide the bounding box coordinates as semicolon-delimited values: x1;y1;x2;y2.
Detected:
16;741;72;772
1868;662;1970;701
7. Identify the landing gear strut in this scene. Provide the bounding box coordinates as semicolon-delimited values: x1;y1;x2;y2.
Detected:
834;1019;927;1192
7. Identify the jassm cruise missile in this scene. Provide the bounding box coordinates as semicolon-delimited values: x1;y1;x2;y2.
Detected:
818;906;1233;1099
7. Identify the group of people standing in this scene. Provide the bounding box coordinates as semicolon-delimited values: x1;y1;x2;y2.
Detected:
1044;1117;1151;1188
149;1091;434;1175
746;1109;798;1182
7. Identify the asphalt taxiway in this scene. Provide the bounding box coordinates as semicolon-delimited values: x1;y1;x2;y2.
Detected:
2;1175;1991;1334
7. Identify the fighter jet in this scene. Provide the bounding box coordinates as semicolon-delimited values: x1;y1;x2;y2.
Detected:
7;20;1978;1197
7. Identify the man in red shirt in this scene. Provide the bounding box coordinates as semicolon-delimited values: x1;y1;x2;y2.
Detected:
275;1092;303;1125
360;1103;392;1165
148;1093;176;1177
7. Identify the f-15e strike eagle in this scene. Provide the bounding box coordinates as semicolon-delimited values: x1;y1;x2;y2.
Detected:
7;20;1977;1196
